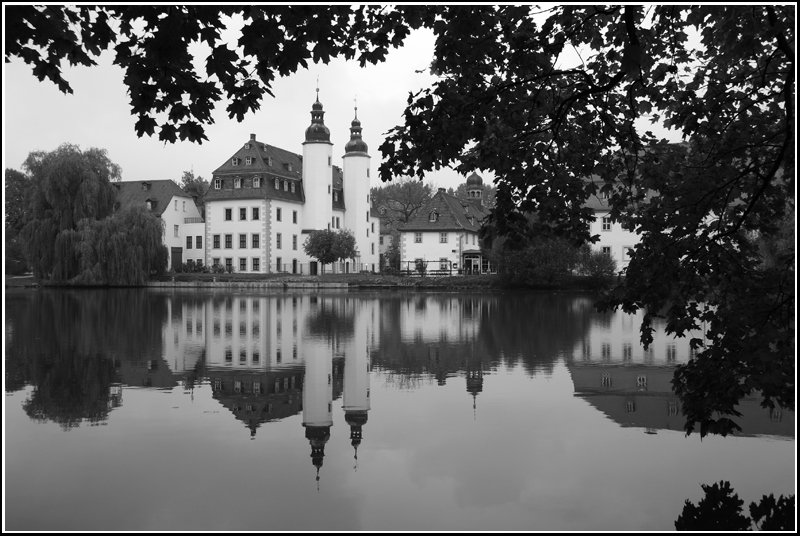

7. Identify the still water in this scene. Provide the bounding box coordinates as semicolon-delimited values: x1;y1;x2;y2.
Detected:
4;289;794;531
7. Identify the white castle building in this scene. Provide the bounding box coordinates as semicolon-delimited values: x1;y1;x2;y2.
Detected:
203;92;380;274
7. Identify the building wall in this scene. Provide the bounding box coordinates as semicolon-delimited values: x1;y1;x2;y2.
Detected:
301;141;333;231
589;210;640;271
206;198;267;272
401;230;478;272
270;200;308;272
161;195;202;268
182;222;205;266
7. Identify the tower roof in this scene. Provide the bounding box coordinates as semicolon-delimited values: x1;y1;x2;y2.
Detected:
305;92;331;143
466;172;483;187
344;106;369;154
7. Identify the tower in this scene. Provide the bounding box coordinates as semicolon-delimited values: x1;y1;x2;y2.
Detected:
342;300;372;467
342;103;372;271
302;88;333;231
466;173;484;205
302;309;333;485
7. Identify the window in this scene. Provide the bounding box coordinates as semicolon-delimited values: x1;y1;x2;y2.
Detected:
601;246;612;256
274;178;280;189
636;375;648;388
336;217;340;229
623;343;632;361
440;258;448;270
292;235;297;250
225;234;232;248
601;373;612;388
253;177;261;188
601;342;611;360
371;222;375;233
429;211;438;222
328;185;331;194
328;156;332;166
182;201;185;212
602;216;611;231
196;236;202;249
252;234;259;248
225;208;232;221
276;207;282;222
252;207;259;220
666;344;677;362
213;235;220;249
186;236;193;249
331;216;335;228
414;232;422;243
290;182;296;193
225;257;233;271
379;236;384;245
266;156;273;166
252;257;260;272
245;143;251;150
440;232;448;243
174;200;178;211
239;258;247;272
333;191;338;202
276;257;282;271
212;257;220;267
366;210;369;222
174;225;179;237
293;211;298;224
214;178;221;189
239;234;246;248
145;200;152;210
245;156;253;165
232;157;240;166
276;233;282;249
372;243;375;254
283;181;289;191
239;207;246;220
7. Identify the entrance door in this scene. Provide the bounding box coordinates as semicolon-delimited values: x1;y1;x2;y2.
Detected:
171;247;183;271
310;261;318;275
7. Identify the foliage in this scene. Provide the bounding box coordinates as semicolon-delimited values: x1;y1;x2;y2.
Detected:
19;143;120;280
370;177;433;231
5;168;31;235
176;259;208;273
180;170;209;217
8;5;794;435
382;230;401;271
303;229;357;273
575;245;618;281
414;258;427;276
491;235;579;287
675;481;795;531
71;205;168;285
5;5;433;143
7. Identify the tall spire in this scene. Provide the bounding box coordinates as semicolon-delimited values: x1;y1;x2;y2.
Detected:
305;81;330;143
344;98;368;154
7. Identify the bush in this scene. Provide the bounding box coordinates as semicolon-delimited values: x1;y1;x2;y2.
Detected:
493;237;578;287
211;263;225;274
576;245;617;281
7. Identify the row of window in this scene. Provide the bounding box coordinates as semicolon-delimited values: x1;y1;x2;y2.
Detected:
581;342;678;360
214;176;298;193
222;206;301;224
414;232;450;244
186;235;203;249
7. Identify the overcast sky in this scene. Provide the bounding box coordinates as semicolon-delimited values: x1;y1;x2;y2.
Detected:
3;23;484;191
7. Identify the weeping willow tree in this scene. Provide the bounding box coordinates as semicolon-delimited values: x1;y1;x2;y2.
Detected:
20;143;119;280
73;205;167;285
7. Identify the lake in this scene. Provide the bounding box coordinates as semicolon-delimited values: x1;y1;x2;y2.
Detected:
4;288;794;531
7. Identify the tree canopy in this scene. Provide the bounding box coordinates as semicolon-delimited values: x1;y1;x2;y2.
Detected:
303;229;357;272
370;177;433;231
7;5;794;435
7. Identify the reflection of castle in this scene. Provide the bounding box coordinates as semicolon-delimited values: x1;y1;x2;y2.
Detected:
568;363;794;438
156;292;378;481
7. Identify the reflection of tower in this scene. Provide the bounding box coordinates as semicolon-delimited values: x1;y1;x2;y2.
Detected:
302;335;333;485
465;349;484;420
343;304;372;468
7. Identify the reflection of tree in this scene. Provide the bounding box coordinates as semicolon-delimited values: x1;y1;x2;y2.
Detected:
305;300;355;340
5;289;169;426
23;351;118;429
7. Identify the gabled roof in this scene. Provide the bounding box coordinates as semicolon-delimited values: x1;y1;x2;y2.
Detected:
399;189;490;232
114;180;190;216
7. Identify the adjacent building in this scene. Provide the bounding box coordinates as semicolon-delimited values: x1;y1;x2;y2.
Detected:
398;173;493;274
114;179;205;270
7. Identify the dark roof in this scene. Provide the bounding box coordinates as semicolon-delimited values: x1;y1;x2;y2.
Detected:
399;190;490;232
208;135;344;208
114;180;190;216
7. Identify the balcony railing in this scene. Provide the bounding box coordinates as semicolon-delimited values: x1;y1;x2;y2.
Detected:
184;217;204;224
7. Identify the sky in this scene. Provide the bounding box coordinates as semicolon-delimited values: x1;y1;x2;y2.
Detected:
3;19;479;192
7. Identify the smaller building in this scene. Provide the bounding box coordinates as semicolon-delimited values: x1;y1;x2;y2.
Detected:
398;174;492;275
114;180;205;271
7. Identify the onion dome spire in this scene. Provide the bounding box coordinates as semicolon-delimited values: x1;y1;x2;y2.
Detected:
345;99;369;154
305;83;330;143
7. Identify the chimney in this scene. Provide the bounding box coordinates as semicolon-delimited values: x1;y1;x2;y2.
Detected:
250;133;256;140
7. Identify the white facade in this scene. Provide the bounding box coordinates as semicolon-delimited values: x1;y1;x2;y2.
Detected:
588;209;640;271
401;230;478;273
302;140;333;232
157;194;203;269
205;198;267;272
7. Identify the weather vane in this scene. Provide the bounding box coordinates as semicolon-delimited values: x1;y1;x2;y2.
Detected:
354;95;358;119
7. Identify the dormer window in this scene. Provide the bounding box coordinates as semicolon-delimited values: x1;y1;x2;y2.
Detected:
234;178;242;189
141;182;151;191
232;157;240;166
245;156;253;165
145;200;153;210
214;178;222;189
274;178;280;189
253;177;261;188
290;182;296;193
245;143;251;150
333;191;338;202
429;211;439;222
266;157;273;166
283;180;289;191
284;163;293;172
